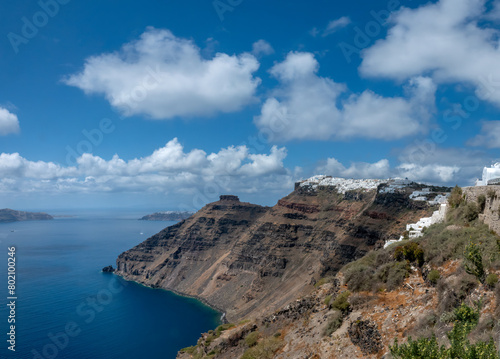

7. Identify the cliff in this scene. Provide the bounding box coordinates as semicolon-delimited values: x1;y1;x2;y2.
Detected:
116;179;438;322
177;186;500;359
139;211;194;221
0;208;53;223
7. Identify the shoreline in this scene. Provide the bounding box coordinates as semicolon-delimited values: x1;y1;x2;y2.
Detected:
113;272;228;324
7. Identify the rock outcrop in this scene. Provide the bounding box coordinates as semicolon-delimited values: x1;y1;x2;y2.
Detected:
0;208;53;223
464;185;500;234
102;265;115;273
116;181;435;322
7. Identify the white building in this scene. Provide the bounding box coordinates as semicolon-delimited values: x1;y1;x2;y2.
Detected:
384;203;447;248
298;175;387;194
476;163;500;186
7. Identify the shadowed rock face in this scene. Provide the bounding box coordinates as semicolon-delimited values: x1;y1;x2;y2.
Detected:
116;188;432;322
0;209;53;223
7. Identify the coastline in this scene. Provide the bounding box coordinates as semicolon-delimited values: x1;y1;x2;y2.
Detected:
113;272;228;324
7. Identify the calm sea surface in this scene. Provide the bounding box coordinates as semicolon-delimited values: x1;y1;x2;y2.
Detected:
0;211;220;359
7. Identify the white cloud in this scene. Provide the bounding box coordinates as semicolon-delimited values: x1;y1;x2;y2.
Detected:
254;52;436;141
0;108;20;135
252;40;274;56
240;146;287;176
361;0;500;107
317;158;391;179
397;163;461;183
0;139;291;198
322;16;351;36
467;121;500;148
315;144;489;185
397;146;489;184
64;28;261;119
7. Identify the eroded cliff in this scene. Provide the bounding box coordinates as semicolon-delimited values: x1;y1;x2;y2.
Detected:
116;179;437;322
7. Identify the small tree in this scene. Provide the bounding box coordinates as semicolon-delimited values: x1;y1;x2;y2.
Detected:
427;269;440;285
463;241;485;283
449;185;463;208
330;291;351;313
390;302;499;359
394;242;425;267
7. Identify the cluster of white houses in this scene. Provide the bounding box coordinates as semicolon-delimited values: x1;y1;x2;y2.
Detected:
385;163;500;248
301;165;500;249
299;175;386;194
384;203;448;248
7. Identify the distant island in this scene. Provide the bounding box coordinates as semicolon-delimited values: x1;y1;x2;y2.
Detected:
0;208;54;223
139;211;194;221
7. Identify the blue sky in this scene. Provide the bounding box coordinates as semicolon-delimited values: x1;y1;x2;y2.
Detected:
1;0;500;210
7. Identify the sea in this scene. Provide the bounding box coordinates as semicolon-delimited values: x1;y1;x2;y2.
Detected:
0;210;221;359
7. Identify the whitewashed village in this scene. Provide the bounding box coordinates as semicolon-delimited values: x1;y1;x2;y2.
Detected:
298;163;500;249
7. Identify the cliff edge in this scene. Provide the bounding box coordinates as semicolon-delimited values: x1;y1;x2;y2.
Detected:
116;178;439;322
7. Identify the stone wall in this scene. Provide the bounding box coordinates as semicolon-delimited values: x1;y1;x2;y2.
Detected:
463;185;500;235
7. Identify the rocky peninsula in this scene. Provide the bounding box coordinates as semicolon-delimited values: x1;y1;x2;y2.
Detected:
0;208;53;223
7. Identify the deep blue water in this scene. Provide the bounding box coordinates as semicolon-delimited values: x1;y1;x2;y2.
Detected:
0;212;220;359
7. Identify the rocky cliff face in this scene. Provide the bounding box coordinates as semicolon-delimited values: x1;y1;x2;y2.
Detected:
177;190;500;359
464;185;500;234
116;180;435;322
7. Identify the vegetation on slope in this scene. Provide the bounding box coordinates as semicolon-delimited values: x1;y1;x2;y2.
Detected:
338;186;500;357
390;302;498;359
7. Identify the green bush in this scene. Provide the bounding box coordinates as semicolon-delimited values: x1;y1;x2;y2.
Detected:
465;202;479;222
464;241;485;283
324;295;332;306
215;323;234;335
245;331;259;347
419;216;499;267
383;261;411;290
394;242;425;266
486;273;498;288
488;189;497;200
240;336;283;359
323;310;343;336
344;248;411;292
314;277;332;288
344;263;375;292
448;185;463;208
179;346;197;354
391;303;499;359
330;291;351;313
428;269;441;285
